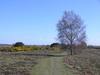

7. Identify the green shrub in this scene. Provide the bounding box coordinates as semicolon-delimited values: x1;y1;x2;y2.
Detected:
13;42;24;47
95;63;100;68
50;43;60;47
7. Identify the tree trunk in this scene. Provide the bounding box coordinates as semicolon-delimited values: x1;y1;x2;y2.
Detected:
70;45;73;55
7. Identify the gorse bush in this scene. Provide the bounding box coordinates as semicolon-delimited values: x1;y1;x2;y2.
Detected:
31;46;41;50
94;46;100;49
88;46;100;49
11;46;31;51
52;47;61;51
11;46;41;51
10;46;61;51
0;45;61;52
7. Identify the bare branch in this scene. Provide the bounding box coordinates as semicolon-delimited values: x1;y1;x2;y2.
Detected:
57;11;86;55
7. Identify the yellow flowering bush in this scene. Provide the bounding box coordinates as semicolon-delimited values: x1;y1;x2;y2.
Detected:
53;47;61;51
6;44;62;52
11;46;31;51
11;46;42;51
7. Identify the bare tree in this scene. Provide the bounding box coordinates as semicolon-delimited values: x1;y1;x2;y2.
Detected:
57;11;86;55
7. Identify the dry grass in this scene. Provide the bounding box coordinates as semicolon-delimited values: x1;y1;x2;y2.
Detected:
0;51;45;75
64;49;100;75
0;50;61;75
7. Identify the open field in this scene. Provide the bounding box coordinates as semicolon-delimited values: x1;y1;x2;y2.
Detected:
0;49;100;75
0;50;66;75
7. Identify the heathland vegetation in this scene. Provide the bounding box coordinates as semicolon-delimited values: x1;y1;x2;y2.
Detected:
0;44;100;75
0;11;100;75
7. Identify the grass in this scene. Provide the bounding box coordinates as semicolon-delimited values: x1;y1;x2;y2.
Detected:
0;51;44;75
0;51;77;75
64;49;100;75
31;52;76;75
0;49;100;75
0;50;68;75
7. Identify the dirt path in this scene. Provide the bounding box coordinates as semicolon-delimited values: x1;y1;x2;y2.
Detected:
31;52;74;75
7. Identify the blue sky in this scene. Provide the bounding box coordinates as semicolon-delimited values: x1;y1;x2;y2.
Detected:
0;0;100;45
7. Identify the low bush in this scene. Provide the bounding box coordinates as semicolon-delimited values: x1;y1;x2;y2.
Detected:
88;46;100;49
94;46;100;49
0;47;12;52
51;47;61;51
31;46;41;50
13;42;24;47
0;45;61;52
11;46;41;51
11;46;31;51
